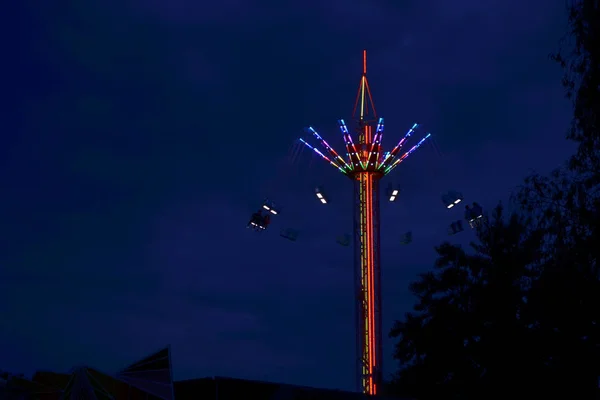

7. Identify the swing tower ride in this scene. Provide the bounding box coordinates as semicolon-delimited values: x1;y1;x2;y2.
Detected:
298;51;431;395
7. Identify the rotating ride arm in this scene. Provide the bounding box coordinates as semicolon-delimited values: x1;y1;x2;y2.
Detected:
307;127;352;172
378;123;419;172
367;118;385;168
338;119;364;170
298;138;347;174
382;133;431;175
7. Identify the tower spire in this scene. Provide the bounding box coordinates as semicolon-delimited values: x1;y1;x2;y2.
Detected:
353;49;377;122
363;48;367;75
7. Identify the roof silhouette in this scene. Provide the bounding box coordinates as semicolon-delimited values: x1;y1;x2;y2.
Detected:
5;346;410;399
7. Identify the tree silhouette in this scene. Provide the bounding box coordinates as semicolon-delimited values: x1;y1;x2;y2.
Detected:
550;0;599;175
389;205;544;399
389;1;600;398
520;0;600;394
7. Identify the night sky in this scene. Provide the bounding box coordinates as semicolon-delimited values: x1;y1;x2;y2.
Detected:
2;0;574;392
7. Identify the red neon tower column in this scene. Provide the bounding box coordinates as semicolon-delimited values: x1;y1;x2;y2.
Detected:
350;50;383;396
297;50;431;396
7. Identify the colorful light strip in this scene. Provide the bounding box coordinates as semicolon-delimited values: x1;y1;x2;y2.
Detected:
378;123;419;170
298;138;346;174
363;78;377;119
307;127;352;171
366;117;384;168
338;119;365;170
384;133;431;174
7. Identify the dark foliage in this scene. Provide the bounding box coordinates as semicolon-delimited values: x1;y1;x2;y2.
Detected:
389;206;545;399
551;0;600;175
389;1;599;398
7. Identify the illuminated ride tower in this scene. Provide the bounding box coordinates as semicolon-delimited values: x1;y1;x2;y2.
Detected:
298;50;431;396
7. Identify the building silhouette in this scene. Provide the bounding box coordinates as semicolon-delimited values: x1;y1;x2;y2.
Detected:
0;346;406;399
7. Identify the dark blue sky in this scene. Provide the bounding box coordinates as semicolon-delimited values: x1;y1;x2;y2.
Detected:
2;0;574;392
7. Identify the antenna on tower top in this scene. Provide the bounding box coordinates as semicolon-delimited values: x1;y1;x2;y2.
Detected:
353;49;377;122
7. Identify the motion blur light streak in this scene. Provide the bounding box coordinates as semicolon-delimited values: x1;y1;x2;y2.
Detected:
297;50;431;395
